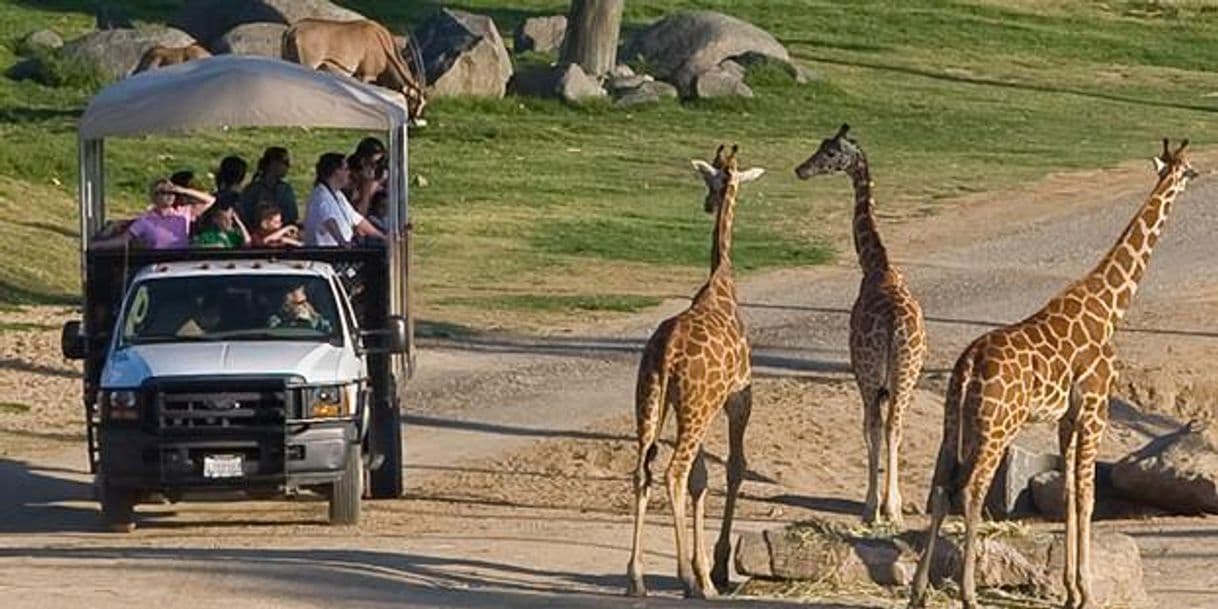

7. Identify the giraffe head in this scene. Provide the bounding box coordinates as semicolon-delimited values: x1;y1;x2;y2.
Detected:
692;144;766;213
794;123;864;180
1152;138;1199;185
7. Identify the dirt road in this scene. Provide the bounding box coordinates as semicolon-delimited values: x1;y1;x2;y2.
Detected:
3;153;1218;608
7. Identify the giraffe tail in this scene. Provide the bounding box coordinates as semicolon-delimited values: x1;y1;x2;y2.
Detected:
926;349;973;512
634;321;674;491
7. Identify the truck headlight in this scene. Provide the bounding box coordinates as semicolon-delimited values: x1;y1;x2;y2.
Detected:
308;384;355;418
103;390;140;420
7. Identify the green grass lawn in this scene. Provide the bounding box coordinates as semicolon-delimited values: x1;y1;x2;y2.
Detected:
1;1;1218;329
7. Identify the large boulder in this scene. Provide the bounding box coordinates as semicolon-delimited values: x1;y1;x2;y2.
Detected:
1112;420;1218;514
983;444;1062;518
414;9;512;98
171;0;364;47
508;63;606;104
1029;465;1162;520
61;26;196;79
210;22;288;57
624;10;791;97
513;15;567;54
692;59;753;99
737;519;1148;607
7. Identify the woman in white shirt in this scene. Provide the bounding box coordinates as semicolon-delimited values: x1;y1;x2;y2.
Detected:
303;152;385;247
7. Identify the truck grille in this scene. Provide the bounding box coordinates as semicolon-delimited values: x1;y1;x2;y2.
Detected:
152;379;293;430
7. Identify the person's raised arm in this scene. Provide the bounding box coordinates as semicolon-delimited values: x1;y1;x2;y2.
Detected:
170;184;216;217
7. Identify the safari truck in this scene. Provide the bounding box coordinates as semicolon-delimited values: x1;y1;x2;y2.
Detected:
58;56;416;530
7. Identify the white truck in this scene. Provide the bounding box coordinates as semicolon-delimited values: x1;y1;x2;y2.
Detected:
59;56;417;530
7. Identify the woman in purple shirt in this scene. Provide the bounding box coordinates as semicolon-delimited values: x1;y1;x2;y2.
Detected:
93;178;216;249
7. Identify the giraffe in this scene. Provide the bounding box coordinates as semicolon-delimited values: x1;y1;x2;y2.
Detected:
795;123;928;527
908;139;1199;609
626;144;765;599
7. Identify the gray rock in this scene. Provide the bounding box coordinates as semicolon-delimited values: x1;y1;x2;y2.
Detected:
692;62;753;99
171;0;364;46
606;74;647;92
613;80;678;107
737;519;1147;607
18;29;63;56
983;444;1062;518
61;26;196;79
608;63;636;79
513;15;566;54
415;8;513;98
556;62;605;103
210;23;288;57
624;10;789;97
1112;420;1218;514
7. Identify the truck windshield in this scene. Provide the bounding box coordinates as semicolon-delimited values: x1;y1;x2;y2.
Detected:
118;274;343;347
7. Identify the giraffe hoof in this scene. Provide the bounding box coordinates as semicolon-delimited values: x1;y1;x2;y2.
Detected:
625;580;646;598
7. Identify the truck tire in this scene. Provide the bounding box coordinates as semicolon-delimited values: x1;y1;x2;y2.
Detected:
368;400;403;499
99;477;136;532
328;442;362;525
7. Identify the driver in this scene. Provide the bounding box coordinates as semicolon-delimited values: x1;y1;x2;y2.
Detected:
267;285;332;333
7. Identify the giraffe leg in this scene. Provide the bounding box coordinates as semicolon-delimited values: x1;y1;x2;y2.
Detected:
626;359;668;597
626;438;659;597
712;385;752;590
1060;420;1081;608
862;387;884;524
1073;403;1108;609
908;485;949;609
882;388;907;527
688;449;716;597
961;434;1005;609
667;429;708;598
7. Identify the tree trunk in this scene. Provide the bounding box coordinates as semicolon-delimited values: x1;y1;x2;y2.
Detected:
559;0;625;77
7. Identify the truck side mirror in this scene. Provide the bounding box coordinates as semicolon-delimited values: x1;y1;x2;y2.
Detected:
384;315;409;354
61;320;87;360
359;316;410;355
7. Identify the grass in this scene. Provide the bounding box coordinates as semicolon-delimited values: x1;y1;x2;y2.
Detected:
3;1;1218;329
0;320;54;332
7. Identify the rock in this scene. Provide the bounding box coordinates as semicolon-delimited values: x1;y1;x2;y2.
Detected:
508;64;605;104
983;444;1061;518
61;26;196;79
740;520;1148;608
1112;420;1218;514
18;29;63;56
606;74;648;93
513;15;567;54
1030;466;1160;520
692;61;753;99
556;63;605;103
624;10;790;97
612;80;678;107
414;8;513;98
1046;530;1150;607
209;23;288;57
609;63;636;79
171;0;364;47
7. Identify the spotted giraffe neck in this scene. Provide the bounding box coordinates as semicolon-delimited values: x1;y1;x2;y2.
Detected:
710;180;739;276
846;155;890;275
1085;170;1188;322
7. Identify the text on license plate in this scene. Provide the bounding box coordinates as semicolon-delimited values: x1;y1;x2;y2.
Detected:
203;454;244;478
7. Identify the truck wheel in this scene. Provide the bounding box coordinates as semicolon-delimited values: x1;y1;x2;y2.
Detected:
328;442;362;525
99;478;136;533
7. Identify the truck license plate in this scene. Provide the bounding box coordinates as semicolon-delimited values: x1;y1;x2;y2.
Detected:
203;454;244;478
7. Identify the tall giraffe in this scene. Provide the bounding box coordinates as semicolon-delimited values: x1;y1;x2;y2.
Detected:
626;144;765;599
795;124;927;526
909;139;1199;609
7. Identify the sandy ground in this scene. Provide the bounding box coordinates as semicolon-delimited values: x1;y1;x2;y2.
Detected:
3;152;1218;608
